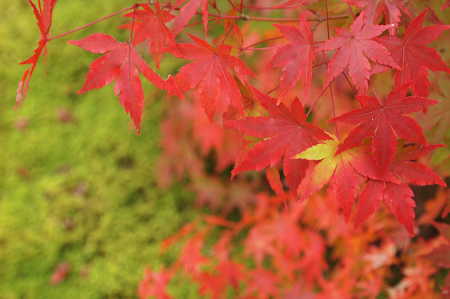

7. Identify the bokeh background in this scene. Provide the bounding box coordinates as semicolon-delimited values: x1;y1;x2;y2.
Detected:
0;1;194;298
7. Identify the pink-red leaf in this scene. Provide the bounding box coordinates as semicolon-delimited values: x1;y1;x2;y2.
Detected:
296;137;364;214
319;12;398;94
350;145;446;187
424;245;450;268
378;10;450;96
69;33;165;132
138;269;172;299
271;17;314;99
354;180;384;227
17;0;58;105
344;0;411;34
172;0;208;35
354;180;416;235
333;86;437;172
383;182;416;235
226;88;329;192
121;3;177;68
169;35;253;119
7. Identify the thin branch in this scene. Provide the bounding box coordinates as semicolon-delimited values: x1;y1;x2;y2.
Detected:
166;1;349;23
325;0;339;138
209;13;349;23
48;5;137;41
226;0;238;11
325;1;331;40
342;72;356;92
240;36;284;52
242;3;308;10
48;1;348;42
305;83;330;119
313;61;328;69
240;46;279;52
329;82;339;137
266;84;280;95
240;38;326;54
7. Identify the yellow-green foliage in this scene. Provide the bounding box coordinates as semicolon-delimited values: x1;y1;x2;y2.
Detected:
0;1;193;298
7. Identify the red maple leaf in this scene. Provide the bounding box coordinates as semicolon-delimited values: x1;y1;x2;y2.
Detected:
17;0;58;105
444;0;450;10
351;144;446;186
424;245;450;268
434;222;450;242
270;16;314;99
245;223;277;265
319;12;398;94
171;0;208;35
226;88;329;192
333;85;437;172
191;100;242;171
245;202;305;262
138;269;172;299
121;3;177;68
197;260;243;299
69;34;165;132
178;233;208;274
344;0;411;34
244;269;279;299
169;35;253;119
295;137;364;219
352;145;446;234
378;10;450;96
354;180;417;235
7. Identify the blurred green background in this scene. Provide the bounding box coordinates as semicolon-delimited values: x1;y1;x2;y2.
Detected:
0;1;194;298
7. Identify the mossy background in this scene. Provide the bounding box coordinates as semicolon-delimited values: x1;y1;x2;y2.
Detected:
0;1;193;298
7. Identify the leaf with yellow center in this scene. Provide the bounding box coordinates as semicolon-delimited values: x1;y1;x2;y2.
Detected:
294;136;363;219
295;139;338;189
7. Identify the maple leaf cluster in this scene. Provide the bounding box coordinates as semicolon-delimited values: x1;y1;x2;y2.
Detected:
140;188;450;298
17;0;450;297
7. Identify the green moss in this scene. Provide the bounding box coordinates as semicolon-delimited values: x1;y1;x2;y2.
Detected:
0;1;195;298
